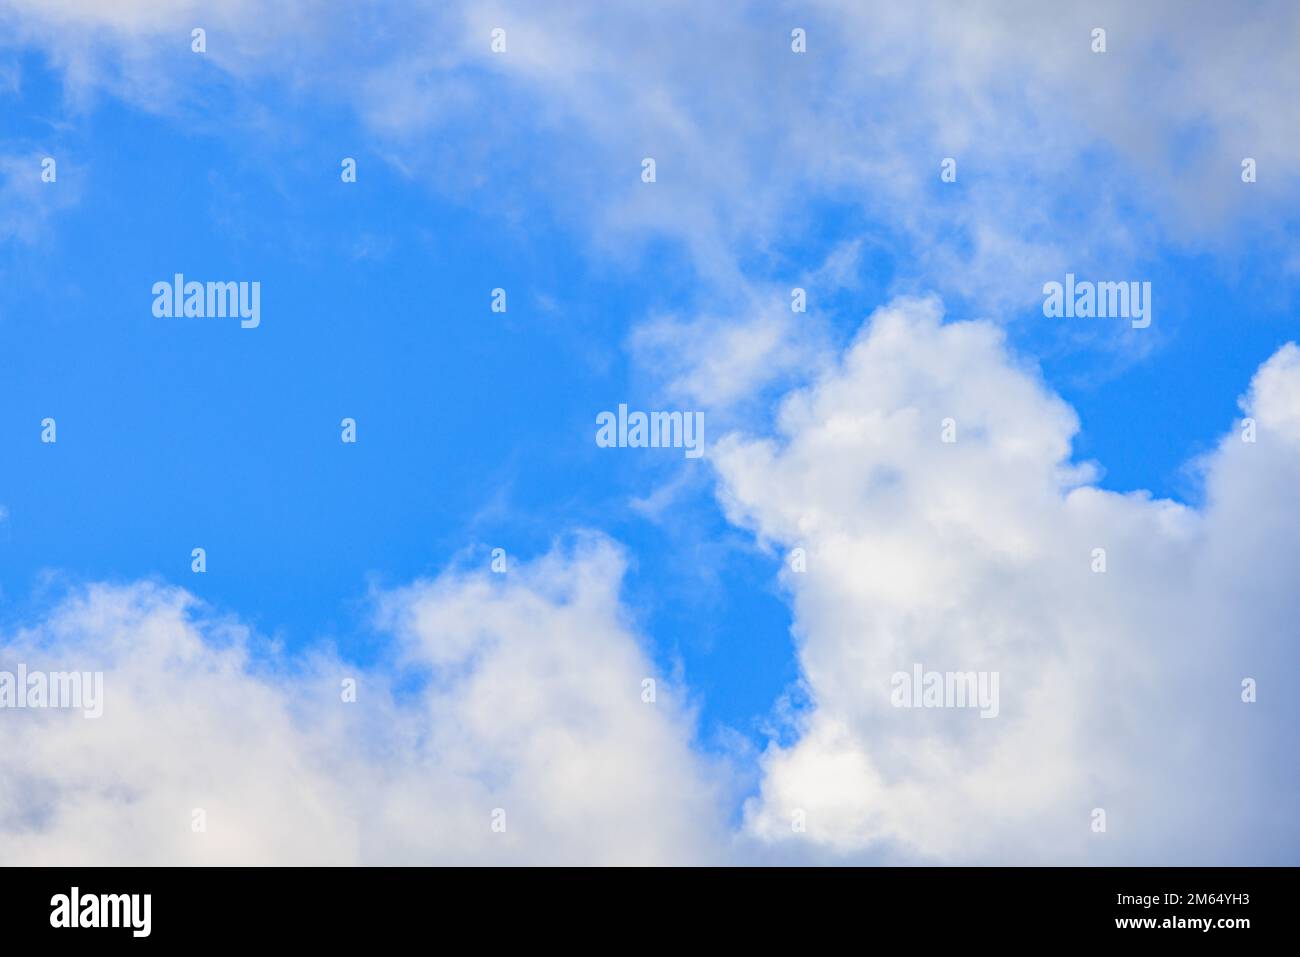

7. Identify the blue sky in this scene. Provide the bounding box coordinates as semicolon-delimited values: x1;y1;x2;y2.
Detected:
3;48;1291;710
2;1;1299;865
0;50;799;739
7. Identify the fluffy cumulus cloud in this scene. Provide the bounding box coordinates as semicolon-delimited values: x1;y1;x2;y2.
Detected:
715;297;1300;863
0;538;725;865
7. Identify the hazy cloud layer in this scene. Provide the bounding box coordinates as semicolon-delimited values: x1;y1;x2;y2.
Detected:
5;1;1297;295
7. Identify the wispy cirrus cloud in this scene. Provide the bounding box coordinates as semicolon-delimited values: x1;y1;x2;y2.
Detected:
6;1;1297;299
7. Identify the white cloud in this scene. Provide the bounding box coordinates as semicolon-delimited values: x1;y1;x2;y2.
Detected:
2;0;208;32
2;0;1295;417
0;152;80;244
6;1;1297;302
713;296;1300;863
631;293;824;419
0;537;725;864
